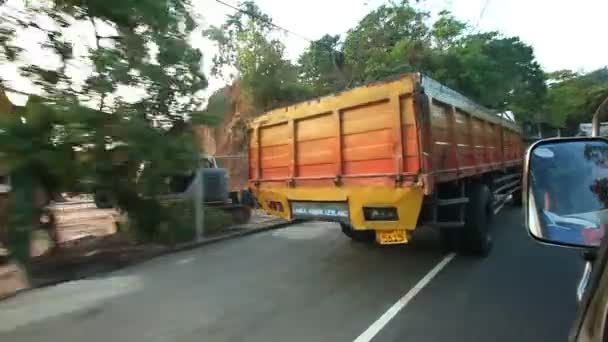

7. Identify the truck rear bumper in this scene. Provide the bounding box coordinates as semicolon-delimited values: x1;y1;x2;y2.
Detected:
253;186;424;233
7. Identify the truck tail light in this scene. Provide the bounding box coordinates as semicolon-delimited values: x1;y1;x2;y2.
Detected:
267;201;284;212
363;207;398;221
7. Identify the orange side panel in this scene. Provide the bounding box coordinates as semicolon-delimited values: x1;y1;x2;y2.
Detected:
504;131;512;161
487;123;499;163
341;101;394;175
296;138;336;165
402;125;419;173
297;162;335;177
401;97;420;173
261;145;290;169
260;124;290;179
248;129;258;180
341;100;393;135
249;76;423;189
295;114;336;177
472;117;486;164
249;74;523;204
343;159;394;175
430;101;457;171
342;129;393;161
454;110;473;167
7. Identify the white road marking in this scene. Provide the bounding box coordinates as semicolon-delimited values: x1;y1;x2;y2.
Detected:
353;253;457;342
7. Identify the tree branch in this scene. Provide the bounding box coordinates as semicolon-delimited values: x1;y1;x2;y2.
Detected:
98;35;122;41
89;17;100;49
89;17;108;112
0;85;37;98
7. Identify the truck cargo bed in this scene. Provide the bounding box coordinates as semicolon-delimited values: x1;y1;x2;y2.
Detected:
248;73;523;244
249;74;522;193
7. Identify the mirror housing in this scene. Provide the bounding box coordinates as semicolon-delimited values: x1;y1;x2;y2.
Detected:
524;137;608;249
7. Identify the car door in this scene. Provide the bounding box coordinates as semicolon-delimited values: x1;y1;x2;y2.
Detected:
571;237;608;341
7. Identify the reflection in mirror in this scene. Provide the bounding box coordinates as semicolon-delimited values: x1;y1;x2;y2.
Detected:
526;138;608;248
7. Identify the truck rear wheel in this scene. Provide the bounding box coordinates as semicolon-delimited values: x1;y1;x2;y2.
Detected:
461;183;494;257
340;223;375;243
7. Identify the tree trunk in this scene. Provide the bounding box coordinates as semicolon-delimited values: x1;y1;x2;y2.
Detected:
6;169;37;271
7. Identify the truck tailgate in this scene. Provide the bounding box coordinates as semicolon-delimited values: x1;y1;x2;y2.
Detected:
249;75;421;189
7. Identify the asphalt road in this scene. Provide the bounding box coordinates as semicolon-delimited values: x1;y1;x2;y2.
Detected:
0;207;583;342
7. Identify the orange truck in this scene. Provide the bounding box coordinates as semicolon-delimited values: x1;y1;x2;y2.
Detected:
248;74;523;257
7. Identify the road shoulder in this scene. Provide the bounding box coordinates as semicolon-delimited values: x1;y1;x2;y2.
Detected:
0;216;289;301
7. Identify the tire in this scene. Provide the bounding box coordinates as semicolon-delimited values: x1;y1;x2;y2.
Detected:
94;189;115;209
340;222;375;243
461;183;494;257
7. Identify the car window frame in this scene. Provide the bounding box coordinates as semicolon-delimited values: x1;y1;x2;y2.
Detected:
570;238;608;341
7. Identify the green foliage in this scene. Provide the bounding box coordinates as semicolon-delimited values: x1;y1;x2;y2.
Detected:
191;88;228;127
145;199;233;245
299;1;547;119
205;1;313;111
53;0;186;31
5;170;37;268
431;32;546;118
202;207;233;237
0;97;84;196
0;0;212;262
431;10;467;50
342;1;431;83
297;35;346;96
544;68;608;130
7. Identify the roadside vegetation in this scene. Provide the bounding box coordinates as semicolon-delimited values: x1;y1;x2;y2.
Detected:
0;0;212;268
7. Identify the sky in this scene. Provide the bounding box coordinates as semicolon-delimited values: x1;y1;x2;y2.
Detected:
2;0;608;104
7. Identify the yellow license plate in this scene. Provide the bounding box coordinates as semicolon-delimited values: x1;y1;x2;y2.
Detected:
376;230;408;244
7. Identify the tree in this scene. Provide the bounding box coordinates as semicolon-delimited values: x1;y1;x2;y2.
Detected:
0;0;210;266
544;68;608;130
205;1;312;111
306;1;546;120
342;1;432;83
431;32;547;119
430;10;467;51
297;34;346;96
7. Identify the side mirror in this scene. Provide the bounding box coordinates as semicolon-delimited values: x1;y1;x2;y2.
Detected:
524;137;608;249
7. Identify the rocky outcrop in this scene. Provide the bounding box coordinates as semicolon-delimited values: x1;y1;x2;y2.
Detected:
194;84;252;192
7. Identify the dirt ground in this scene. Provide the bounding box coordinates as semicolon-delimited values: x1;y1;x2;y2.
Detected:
0;209;280;299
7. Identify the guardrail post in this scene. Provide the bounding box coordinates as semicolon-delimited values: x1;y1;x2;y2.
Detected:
194;168;204;242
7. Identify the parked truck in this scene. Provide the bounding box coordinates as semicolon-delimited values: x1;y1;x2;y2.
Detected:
94;154;254;224
247;74;523;257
